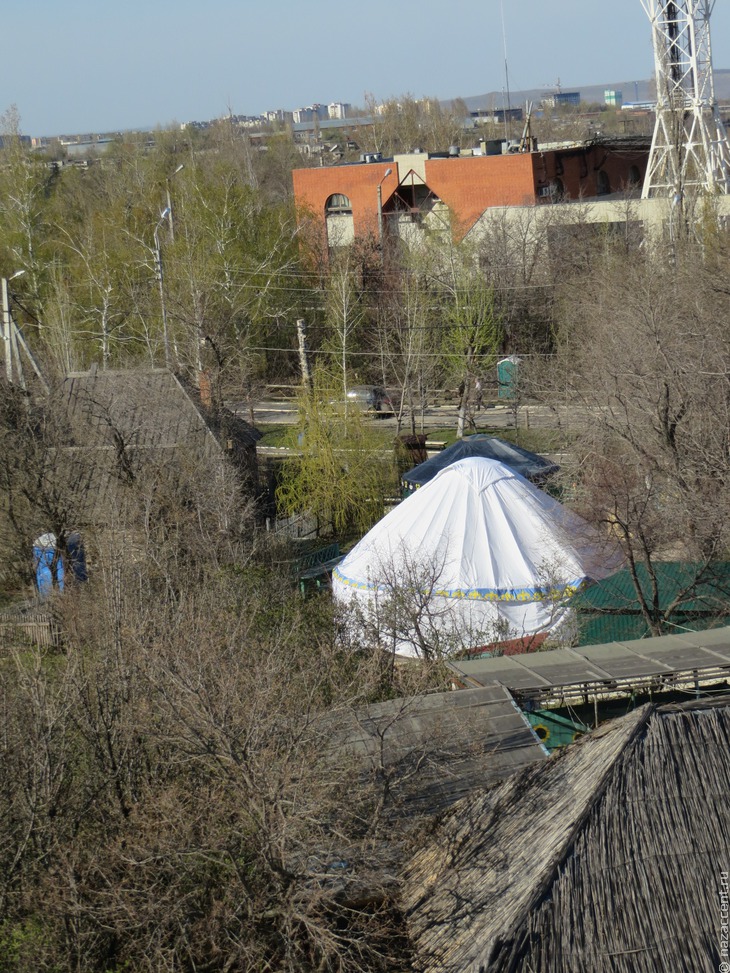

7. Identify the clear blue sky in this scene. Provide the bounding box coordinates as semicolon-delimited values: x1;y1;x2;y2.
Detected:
5;0;730;136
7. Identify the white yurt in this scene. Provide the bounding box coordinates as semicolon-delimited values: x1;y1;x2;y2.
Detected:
332;457;620;657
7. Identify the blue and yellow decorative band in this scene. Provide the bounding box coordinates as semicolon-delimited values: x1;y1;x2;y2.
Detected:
333;566;585;603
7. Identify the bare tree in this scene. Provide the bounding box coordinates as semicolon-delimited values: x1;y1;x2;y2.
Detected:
530;238;730;635
324;249;366;410
0;372;431;971
375;260;436;435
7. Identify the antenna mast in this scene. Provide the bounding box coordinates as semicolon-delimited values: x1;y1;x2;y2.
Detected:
641;0;730;197
500;0;512;140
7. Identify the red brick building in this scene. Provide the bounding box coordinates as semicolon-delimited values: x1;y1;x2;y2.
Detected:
292;139;650;247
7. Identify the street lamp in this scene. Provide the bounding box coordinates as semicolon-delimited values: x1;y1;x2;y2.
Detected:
2;270;25;383
377;167;393;247
165;163;184;242
1;270;47;391
153;207;172;368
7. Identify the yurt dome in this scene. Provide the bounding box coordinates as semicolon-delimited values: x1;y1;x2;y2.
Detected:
333;457;621;658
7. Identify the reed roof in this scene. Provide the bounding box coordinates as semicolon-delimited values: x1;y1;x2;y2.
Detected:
403;697;730;972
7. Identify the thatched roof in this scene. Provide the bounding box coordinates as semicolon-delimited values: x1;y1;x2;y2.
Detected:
402;697;730;972
334;684;547;820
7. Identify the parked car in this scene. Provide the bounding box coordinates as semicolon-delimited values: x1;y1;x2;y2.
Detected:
346;385;393;413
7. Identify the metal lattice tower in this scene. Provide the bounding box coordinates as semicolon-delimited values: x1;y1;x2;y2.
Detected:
641;0;730;197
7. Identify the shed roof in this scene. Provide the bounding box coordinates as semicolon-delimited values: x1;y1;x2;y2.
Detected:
448;626;730;705
55;367;259;527
403;697;730;972
63;367;230;452
568;563;730;644
333;684;547;819
570;561;730;613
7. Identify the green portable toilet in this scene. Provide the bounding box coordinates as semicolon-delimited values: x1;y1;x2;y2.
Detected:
497;356;521;399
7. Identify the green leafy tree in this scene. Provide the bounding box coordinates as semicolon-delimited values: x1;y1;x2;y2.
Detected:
277;368;397;536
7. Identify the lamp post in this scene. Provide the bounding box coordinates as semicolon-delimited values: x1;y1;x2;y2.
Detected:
377;167;393;247
153;207;172;368
165;163;184;243
2;270;25;383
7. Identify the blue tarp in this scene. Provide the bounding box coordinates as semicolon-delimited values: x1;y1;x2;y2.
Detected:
32;531;87;598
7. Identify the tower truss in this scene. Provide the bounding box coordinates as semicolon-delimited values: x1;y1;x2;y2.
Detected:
641;0;730;197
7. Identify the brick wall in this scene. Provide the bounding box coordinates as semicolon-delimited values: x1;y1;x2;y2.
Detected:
535;146;646;199
292;145;649;245
422;155;538;236
292;163;398;240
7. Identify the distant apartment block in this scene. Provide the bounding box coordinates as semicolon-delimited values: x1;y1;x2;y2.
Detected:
471;107;524;125
293;105;329;124
262;109;294;124
328;103;351;120
230;115;261;130
605;90;623;108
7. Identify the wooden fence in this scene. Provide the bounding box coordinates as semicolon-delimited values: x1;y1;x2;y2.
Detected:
0;612;60;650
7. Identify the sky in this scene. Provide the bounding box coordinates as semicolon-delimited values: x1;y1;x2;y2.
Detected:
5;0;730;137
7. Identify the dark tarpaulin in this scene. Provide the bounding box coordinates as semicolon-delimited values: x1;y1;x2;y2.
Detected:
402;435;559;492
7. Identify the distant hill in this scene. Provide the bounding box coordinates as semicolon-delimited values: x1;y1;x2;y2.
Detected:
459;70;730;109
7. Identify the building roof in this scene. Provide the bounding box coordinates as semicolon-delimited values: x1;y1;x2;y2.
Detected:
571;561;730;611
402;697;730;972
448;626;730;707
63;367;221;453
333;684;546;819
569;562;730;642
56;367;258;526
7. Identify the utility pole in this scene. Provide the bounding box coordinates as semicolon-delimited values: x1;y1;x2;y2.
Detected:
1;272;48;392
165;163;184;243
377;167;393;255
154;207;172;368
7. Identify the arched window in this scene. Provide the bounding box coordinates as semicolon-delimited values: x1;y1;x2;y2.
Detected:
597;170;611;195
325;193;354;248
325;193;352;214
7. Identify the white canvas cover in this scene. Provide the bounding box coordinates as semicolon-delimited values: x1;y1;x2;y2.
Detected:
333;457;620;658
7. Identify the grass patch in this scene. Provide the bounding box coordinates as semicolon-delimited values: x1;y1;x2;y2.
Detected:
482;426;575;454
256;421;575;454
256;424;295;448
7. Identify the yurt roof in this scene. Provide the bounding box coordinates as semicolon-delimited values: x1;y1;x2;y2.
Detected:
402;435;559;489
335;457;608;604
